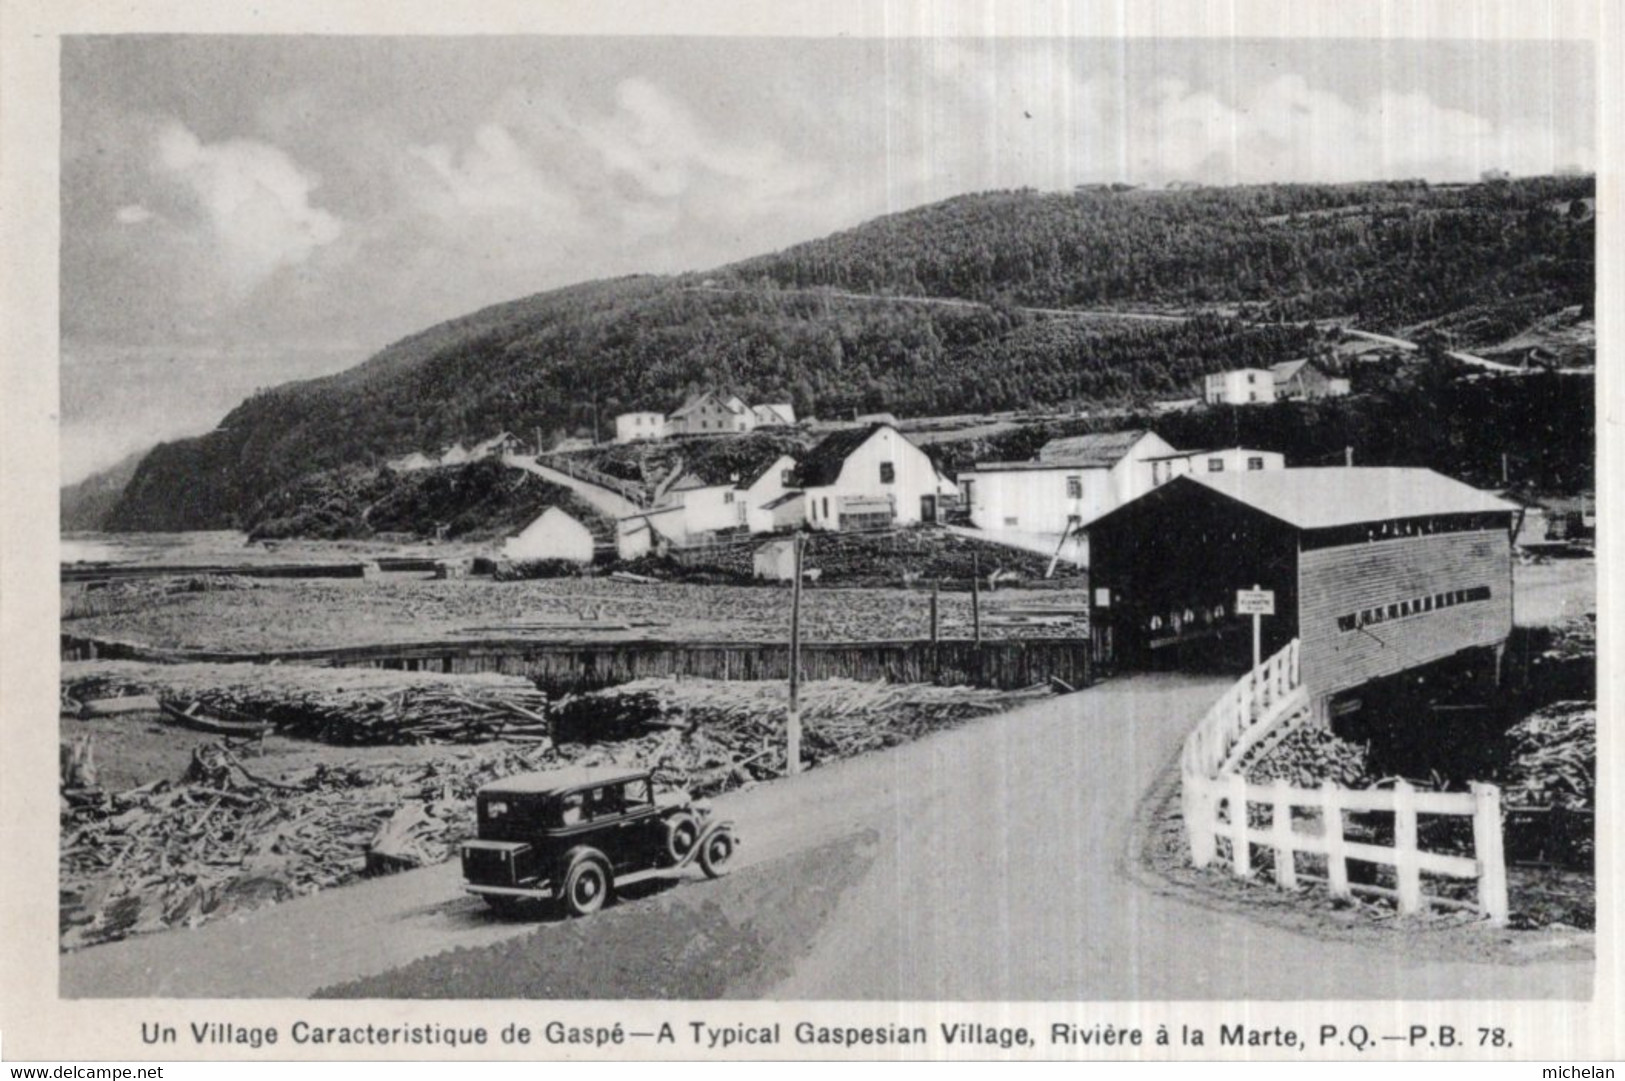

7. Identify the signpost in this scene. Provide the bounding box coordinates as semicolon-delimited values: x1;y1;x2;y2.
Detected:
1236;584;1275;672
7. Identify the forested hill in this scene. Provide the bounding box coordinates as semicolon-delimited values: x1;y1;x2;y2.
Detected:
102;176;1593;532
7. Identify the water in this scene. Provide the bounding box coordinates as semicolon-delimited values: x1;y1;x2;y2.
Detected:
60;531;251;566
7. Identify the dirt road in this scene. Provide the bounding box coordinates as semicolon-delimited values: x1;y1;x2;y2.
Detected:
61;673;1590;999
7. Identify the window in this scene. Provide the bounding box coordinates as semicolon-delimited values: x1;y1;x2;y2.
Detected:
1066;476;1083;499
822;497;830;519
1249;392;1258;402
1208;459;1224;472
1247;372;1256;384
781;469;793;486
620;778;652;809
961;480;975;503
1248;457;1265;471
1004;516;1019;527
724;491;734;504
879;461;896;484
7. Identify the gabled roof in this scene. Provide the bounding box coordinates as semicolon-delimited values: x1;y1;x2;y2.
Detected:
1037;429;1151;467
1271;358;1334;384
1188;468;1516;530
670;389;748;418
790;424;893;487
675;443;798;489
761;490;804;510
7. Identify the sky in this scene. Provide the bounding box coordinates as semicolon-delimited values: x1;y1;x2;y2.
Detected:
60;35;1596;483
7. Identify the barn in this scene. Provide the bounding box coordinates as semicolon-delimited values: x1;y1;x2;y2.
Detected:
1086;468;1517;710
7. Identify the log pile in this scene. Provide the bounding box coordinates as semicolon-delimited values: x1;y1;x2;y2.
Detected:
60;739;563;950
61;660;548;745
551;677;1053;795
1245;726;1372;789
1501;700;1595;809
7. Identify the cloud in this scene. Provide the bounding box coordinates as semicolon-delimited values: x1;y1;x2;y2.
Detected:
1122;74;1592;185
152;122;342;293
406;122;576;222
114;204;154;225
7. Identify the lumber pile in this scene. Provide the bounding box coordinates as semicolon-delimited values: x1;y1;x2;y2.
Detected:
1244;726;1372;789
551;677;1053;795
60;739;564;949
1501;701;1595;809
61;660;548;745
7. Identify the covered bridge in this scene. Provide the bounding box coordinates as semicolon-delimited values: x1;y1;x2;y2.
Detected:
1086;468;1517;710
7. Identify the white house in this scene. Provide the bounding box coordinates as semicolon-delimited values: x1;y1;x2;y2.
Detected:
965;430;1178;536
469;431;522;460
502;507;595;564
438;442;472;466
1203;368;1277;405
1144;447;1286;487
615;506;684;559
741;454;798;534
1271;358;1351;401
750;403;797;428
614;412;667;443
753;538;799;581
667;390;755;436
661;473;746;537
794;424;955;532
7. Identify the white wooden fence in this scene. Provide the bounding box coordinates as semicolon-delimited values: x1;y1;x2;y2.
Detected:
1179;638;1510;925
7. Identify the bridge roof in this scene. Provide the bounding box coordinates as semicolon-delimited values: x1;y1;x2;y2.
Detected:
1190;468;1516;530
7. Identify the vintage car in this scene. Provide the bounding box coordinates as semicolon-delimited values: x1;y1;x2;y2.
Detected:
460;766;736;916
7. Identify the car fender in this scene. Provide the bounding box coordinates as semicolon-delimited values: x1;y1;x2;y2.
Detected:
557;844;610;879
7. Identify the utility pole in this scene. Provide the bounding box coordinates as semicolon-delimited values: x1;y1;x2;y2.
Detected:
930;580;940;643
971;552;983;645
787;532;804;775
1345;445;1354;468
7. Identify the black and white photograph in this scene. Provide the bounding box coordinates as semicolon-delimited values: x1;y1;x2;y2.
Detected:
1;0;1615;1064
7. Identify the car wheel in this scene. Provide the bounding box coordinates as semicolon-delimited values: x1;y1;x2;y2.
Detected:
562;859;610;916
664;812;700;863
698;828;735;879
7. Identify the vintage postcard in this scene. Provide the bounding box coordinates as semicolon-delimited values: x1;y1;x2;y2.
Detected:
1;0;1616;1065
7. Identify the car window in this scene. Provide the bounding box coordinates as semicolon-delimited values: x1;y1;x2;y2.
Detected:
621;778;652;809
586;786;625;820
556;792;586;827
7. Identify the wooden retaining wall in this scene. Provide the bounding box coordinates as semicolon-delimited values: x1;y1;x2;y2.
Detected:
60;633;1090;695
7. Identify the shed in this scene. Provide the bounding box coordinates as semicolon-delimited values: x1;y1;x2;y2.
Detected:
753;538;799;581
502;507;595;564
1086;468;1517;706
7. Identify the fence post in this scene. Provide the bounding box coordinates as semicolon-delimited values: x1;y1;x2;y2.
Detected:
1186;777;1216;869
1471;782;1510;926
1228;772;1252;879
1393;780;1421;916
1321;782;1350;900
1271;778;1297;888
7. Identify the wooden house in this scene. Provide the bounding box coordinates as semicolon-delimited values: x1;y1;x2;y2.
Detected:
1202;368;1276;405
1271;358;1350;400
1086;468;1517;713
793;424;955;532
966;430;1177;537
1143;447;1286;487
667;390;755;436
503;507;595;564
613;412;667;443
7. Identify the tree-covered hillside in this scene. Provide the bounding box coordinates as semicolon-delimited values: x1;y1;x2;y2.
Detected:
103;177;1594;532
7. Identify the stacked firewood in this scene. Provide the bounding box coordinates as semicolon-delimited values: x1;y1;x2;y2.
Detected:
62;660;548;745
60;739;563;950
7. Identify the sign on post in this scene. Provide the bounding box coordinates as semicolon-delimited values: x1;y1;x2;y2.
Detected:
1236;585;1275;671
1235;588;1275;616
